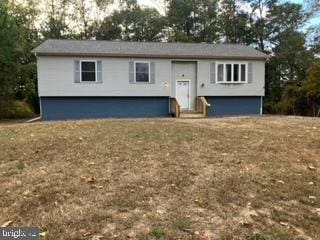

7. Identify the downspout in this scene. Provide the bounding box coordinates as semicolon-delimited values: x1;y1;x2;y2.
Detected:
39;97;43;120
260;96;263;116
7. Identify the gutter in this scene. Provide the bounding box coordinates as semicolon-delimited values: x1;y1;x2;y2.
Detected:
32;52;268;61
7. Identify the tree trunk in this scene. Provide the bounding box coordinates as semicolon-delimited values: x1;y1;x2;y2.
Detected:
312;99;316;117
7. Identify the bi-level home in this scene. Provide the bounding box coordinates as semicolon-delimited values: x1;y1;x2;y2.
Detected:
32;39;267;120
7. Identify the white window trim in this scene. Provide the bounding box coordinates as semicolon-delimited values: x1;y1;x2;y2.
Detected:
216;62;248;84
80;60;97;83
134;61;151;83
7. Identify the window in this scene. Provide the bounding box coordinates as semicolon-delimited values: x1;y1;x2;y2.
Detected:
233;64;239;82
217;64;224;82
81;61;96;82
241;64;246;82
216;62;247;83
226;64;232;82
135;62;150;82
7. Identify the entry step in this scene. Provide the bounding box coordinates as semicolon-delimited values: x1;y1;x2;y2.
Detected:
180;111;206;119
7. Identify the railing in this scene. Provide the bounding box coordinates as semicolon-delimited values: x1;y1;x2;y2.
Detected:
196;96;210;117
170;98;181;118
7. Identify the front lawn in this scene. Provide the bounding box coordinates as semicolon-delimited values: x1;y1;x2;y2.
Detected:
0;116;319;240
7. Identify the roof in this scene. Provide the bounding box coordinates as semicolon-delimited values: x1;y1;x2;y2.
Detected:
32;39;268;60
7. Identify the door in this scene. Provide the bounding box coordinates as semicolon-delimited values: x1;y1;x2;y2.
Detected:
172;62;197;110
176;80;190;110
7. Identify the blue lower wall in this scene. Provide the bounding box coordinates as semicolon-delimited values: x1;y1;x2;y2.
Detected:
40;97;170;120
206;96;262;116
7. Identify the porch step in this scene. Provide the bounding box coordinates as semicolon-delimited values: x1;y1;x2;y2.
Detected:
180;111;206;119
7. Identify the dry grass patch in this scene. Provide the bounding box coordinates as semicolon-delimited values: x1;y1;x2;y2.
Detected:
0;116;319;240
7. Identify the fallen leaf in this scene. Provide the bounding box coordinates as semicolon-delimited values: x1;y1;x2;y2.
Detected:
309;196;316;200
83;231;92;237
23;190;31;196
127;231;134;238
277;180;285;184
239;221;252;227
308;166;316;171
92;234;103;240
280;221;289;227
1;220;13;227
86;177;95;184
80;176;87;182
40;231;47;238
15;180;22;186
156;209;165;214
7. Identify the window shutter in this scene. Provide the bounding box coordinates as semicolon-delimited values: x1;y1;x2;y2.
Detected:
129;61;134;83
150;62;155;84
210;62;216;83
74;60;80;83
97;60;102;83
248;62;253;83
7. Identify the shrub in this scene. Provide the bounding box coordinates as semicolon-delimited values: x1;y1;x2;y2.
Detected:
0;99;35;119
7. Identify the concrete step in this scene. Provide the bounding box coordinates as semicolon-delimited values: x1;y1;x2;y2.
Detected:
180;112;206;119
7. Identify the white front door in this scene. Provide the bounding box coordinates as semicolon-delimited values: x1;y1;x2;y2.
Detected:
176;80;190;110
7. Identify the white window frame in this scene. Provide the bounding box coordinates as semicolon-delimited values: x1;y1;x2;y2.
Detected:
216;62;248;84
134;61;151;83
80;60;97;83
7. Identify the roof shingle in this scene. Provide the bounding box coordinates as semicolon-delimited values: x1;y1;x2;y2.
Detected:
32;39;267;60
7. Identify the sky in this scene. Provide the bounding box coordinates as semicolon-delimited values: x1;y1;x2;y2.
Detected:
138;0;320;27
286;0;320;26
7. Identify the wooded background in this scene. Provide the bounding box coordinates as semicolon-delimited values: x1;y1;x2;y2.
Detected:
0;0;319;118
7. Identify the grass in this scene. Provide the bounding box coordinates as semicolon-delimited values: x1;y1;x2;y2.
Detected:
151;228;165;239
0;116;319;240
247;233;270;240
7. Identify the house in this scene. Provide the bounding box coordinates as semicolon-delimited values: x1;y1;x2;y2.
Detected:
32;39;267;120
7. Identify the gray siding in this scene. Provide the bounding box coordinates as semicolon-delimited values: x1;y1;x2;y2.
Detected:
37;56;265;97
197;60;265;96
38;56;171;97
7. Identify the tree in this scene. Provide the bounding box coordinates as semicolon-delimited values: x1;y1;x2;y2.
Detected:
41;0;69;39
70;0;92;39
0;0;39;117
263;2;316;114
218;0;254;44
166;0;219;42
246;0;277;52
70;0;113;39
303;62;320;116
95;15;122;40
96;4;166;41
